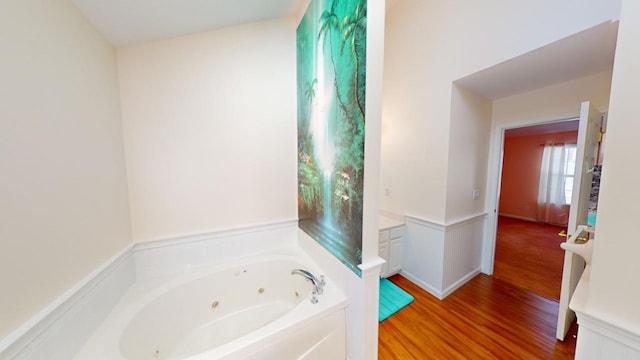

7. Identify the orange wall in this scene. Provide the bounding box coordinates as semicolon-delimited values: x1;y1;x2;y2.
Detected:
499;130;578;221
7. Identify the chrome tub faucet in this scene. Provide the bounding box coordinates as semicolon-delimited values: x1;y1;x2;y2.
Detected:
291;269;325;303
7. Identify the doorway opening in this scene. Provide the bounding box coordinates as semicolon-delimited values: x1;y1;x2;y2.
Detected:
485;104;605;341
492;120;579;301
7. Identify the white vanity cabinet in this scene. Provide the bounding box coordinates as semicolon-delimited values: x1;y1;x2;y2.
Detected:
378;216;404;278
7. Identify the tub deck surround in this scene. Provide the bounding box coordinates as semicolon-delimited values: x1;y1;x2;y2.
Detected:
297;227;385;360
75;252;347;359
133;219;299;281
1;220;349;360
0;246;136;360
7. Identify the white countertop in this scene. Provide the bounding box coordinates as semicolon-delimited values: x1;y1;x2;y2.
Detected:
379;215;404;230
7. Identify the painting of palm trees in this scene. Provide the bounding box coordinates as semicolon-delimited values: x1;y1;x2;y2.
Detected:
297;0;367;276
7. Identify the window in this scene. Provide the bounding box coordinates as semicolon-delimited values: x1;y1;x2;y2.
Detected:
538;144;578;206
562;145;577;204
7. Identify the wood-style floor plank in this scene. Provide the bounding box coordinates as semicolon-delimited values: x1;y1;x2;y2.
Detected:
378;274;578;359
493;216;566;300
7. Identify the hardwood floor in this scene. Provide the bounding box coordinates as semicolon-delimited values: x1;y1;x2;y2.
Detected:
378;274;578;359
493;216;567;300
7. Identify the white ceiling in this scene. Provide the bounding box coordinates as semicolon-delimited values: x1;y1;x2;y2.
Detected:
72;0;308;46
72;0;400;47
455;21;619;100
71;1;615;100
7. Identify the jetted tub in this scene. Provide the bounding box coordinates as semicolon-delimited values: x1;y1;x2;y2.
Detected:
75;252;347;359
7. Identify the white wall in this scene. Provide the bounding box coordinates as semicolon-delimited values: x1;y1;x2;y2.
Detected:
381;0;621;223
588;0;640;335
445;86;492;222
381;8;449;221
117;18;298;242
0;0;131;339
492;71;613;128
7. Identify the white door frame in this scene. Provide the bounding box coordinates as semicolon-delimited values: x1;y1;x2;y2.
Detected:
481;112;580;275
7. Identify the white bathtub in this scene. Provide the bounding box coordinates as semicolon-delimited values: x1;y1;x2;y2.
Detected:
75;252;347;359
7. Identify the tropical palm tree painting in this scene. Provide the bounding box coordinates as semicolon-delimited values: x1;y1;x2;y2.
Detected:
297;0;366;276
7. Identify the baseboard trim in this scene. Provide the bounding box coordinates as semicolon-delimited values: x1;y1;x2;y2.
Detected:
442;268;481;299
400;270;443;299
498;213;538;222
500;213;569;227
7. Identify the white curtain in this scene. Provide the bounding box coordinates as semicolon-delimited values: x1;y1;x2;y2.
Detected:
537;144;572;225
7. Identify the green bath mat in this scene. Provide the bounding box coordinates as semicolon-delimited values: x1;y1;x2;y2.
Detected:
379;278;414;322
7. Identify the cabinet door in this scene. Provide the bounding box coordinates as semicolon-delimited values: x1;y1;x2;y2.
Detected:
379;243;389;278
389;237;403;275
390;226;404;240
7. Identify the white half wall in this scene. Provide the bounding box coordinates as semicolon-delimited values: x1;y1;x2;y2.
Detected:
0;0;131;339
572;269;640;360
587;0;640;339
575;325;640;360
402;217;445;296
402;214;485;299
117;17;298;242
442;215;484;295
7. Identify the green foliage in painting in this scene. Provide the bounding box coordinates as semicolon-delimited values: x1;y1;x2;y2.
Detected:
298;152;322;213
297;0;367;276
340;1;367;119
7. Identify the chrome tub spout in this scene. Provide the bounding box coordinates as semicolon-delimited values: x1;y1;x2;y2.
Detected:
291;269;325;303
